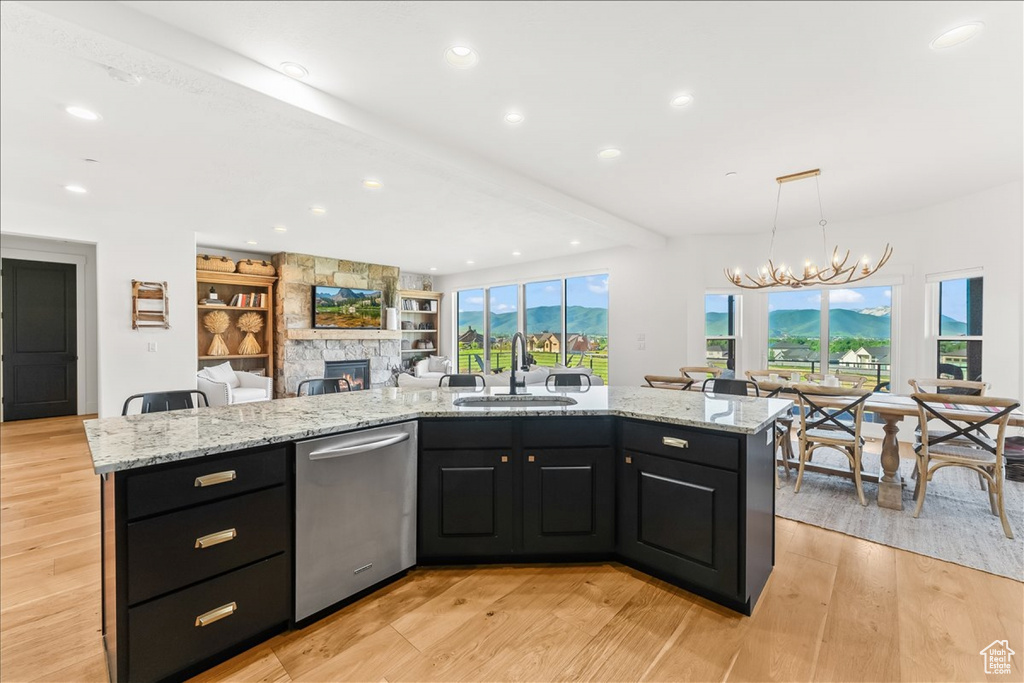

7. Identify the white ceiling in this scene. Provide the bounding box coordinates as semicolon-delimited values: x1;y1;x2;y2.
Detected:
1;1;1021;274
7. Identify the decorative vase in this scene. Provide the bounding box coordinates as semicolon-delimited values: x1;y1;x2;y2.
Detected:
203;310;231;356
386;307;399;331
236;312;264;355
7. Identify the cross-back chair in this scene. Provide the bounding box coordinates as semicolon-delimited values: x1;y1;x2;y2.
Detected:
792;384;872;505
546;373;592;388
804;372;867;389
680;366;723;382
908;378;989;397
911;392;1020;538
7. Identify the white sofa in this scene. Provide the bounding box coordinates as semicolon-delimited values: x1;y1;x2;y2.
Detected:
197;362;273;407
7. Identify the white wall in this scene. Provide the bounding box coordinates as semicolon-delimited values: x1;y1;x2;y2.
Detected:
2;200;198;417
434;246;686;387
0;234;99;415
435;182;1023;402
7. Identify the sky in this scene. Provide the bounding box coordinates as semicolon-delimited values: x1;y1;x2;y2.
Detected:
457;275;609;314
763;286;892;312
940;278;967;323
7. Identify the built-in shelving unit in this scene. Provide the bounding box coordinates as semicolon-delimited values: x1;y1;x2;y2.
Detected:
399;289;443;367
196;271;276;377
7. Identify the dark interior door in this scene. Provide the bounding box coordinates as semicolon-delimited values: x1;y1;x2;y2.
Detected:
2;258;77;421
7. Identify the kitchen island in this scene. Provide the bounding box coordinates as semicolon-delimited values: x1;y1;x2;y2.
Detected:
85;386;790;683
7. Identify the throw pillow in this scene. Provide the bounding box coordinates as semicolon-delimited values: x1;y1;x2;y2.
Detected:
427;355;450;373
205;361;240;388
413;358;429;378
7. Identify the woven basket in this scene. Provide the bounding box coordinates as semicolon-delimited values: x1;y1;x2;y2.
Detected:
236;259;276;276
196;254;235;273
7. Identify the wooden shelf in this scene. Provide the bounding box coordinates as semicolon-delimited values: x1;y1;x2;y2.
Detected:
402;349;433;354
199;354;270;361
198;305;269;311
401;310;438;315
285;329;401;341
402;329;437;334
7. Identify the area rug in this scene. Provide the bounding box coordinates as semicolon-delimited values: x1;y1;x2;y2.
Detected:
774;446;1024;580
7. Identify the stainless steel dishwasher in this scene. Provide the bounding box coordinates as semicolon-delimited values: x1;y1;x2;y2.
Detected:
294;421;417;621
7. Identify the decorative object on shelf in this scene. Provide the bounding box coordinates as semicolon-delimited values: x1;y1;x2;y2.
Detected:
236;259;276;276
131;280;170;329
202;310;231;356
196;254;235;273
236;312;265;355
381;279;399;330
200;286;225;306
401;320;413;330
724;169;893;290
401;339;411;350
386;307;399;331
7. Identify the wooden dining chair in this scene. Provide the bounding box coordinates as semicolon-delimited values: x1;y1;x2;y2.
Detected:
746;369;800;383
296;377;352;396
643;375;694;391
792;384;872;505
680;366;723;382
907;378;989;396
804;372;868;389
911;393;1020;539
122;390;209;415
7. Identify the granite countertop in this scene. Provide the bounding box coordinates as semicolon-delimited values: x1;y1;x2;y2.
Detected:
84;386;792;474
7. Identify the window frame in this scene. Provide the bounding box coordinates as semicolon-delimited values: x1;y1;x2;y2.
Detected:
704;292;740;372
929;270;984;381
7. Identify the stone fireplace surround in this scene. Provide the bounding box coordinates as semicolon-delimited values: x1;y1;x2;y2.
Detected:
271;252;429;398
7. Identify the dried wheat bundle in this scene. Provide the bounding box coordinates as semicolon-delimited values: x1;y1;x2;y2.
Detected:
203;310;230;356
236;312;263;355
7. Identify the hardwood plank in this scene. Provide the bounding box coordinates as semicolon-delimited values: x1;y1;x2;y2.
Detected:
814;535;901;682
28;650;108;683
551;563;647;636
189;645;292;683
725;551;837;682
293;626;421;683
960;565;1024;680
786;522;847;566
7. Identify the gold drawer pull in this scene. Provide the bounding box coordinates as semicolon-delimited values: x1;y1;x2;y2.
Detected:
194;528;237;549
194;470;236;488
195;602;237;627
662;437;690;449
528;455;535;462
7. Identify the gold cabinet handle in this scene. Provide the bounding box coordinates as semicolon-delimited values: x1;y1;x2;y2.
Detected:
662;437;690;449
194;602;237;627
528;455;535;462
194;528;237;549
501;455;509;463
194;470;236;488
625;456;632;464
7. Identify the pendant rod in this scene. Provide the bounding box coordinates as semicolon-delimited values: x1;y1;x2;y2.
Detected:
776;168;821;184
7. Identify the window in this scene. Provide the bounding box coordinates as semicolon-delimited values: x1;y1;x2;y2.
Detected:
937;276;983;381
455;274;609;381
525;280;562;368
705;294;737;371
488;285;518;373
456;289;484;373
768;290;821;378
768;287;892;388
566;275;609;382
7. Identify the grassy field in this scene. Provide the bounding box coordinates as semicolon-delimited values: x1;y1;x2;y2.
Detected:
458;347;608;382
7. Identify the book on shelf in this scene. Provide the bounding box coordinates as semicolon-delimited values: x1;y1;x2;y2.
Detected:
200;298;226;306
226;293;267;307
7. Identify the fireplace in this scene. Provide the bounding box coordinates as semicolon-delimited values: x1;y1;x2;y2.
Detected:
324;360;371;391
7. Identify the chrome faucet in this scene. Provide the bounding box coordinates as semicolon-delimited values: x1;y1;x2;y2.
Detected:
509;332;530;395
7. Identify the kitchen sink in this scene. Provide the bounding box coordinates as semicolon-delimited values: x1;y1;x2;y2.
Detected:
452;395;578;407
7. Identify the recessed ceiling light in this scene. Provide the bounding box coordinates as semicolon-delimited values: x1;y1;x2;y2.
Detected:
598;148;621;159
309;205;326;215
570;240;581;246
105;66;140;86
466;260;475;265
429;267;438;271
280;62;309;79
930;22;984;50
84;158;100;164
362;178;383;190
273;225;288;232
246;240;259;246
444;45;478;69
64;184;87;193
511;250;522;256
725;171;737;177
65;105;100;121
504;112;524;125
670;94;694;108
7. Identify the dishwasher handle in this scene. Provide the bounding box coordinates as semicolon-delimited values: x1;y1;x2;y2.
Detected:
307;432;410;461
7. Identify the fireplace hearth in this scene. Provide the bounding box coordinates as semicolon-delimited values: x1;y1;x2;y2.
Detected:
325;360;371;391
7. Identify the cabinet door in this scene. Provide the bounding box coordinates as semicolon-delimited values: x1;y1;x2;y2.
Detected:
522;448;614;556
418;450;516;559
618;451;739;598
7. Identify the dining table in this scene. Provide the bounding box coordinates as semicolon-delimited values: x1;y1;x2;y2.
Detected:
751;381;1024;510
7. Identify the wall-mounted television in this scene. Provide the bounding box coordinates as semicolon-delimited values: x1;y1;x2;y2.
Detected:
312;286;382;329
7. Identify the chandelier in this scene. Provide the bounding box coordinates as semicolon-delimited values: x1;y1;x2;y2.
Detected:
724;169;892;290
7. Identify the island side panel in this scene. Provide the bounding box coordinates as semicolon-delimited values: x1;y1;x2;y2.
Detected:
742;426;776;613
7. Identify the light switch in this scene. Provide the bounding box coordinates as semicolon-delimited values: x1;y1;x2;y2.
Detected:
148;342;158;353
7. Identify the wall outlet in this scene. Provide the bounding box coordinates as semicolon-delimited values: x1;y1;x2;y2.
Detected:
147;342;158;353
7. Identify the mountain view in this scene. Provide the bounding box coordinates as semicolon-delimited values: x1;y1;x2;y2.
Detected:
708;306;967;338
459;305;608;337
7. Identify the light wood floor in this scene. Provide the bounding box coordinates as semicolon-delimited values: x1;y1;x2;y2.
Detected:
1;416;1021;683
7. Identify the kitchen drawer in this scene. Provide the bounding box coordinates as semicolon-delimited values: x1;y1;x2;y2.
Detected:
127;554;289;683
521;417;613;448
420;419;513;450
127;486;288;604
126;446;286;520
621;420;739;471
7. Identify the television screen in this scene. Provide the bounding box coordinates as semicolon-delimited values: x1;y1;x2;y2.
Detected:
312;286;382;329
